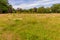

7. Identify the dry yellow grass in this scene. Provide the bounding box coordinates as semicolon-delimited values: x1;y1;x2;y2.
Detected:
0;13;60;40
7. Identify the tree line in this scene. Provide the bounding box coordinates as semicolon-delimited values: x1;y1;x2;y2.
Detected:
17;4;60;13
0;0;60;13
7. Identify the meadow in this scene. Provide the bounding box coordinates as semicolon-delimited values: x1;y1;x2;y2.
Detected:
0;13;60;40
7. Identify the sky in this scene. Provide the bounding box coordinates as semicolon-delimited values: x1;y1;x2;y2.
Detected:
8;0;60;9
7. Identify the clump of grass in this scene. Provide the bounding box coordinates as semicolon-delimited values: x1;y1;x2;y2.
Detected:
29;35;40;40
19;32;40;40
43;37;48;40
2;19;22;32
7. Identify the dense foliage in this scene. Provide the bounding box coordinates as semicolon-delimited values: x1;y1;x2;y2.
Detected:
0;0;60;13
0;0;14;13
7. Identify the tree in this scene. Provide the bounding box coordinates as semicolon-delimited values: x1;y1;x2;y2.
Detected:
8;5;13;13
32;7;37;13
0;3;8;13
0;0;9;13
16;8;23;13
45;7;51;13
37;7;45;13
28;8;33;13
0;0;14;13
51;4;60;13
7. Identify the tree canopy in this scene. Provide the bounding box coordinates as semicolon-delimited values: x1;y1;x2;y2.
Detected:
0;0;13;13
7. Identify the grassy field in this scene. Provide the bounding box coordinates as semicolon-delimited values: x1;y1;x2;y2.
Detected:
0;13;60;40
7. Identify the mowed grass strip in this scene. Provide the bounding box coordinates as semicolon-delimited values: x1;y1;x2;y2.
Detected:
0;14;60;40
